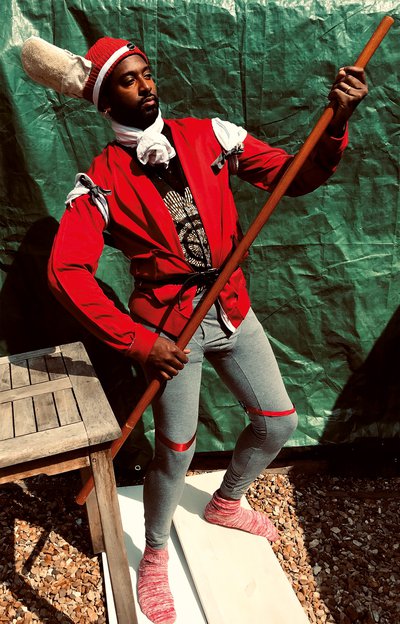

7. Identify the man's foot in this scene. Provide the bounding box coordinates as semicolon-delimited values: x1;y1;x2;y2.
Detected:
204;490;279;542
137;545;176;623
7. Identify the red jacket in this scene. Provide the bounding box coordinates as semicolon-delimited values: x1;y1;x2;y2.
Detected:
48;117;348;362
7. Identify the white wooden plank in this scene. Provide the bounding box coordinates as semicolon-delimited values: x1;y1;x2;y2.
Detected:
0;421;87;468
173;471;310;624
54;388;82;425
0;345;61;365
45;351;68;380
13;397;36;437
103;485;207;624
61;341;97;381
0;377;72;404
62;342;121;445
0;363;13;441
28;356;60;430
0;454;89;485
0;403;14;441
0;362;11;390
28;356;49;384
33;392;59;431
10;360;30;388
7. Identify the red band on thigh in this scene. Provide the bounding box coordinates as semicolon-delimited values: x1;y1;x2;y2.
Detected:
156;429;197;451
244;404;296;417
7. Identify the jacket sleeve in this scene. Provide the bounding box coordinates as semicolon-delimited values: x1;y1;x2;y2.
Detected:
237;127;348;196
48;195;158;363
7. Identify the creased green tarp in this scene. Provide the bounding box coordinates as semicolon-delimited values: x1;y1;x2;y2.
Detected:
1;1;399;466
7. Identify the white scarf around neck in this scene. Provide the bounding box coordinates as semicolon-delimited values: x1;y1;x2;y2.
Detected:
111;110;176;167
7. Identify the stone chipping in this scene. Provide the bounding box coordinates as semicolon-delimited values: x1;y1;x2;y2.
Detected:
0;470;398;623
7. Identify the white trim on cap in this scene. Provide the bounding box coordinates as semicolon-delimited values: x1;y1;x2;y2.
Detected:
92;44;130;109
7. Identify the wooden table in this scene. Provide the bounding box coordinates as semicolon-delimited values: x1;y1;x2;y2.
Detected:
0;341;138;624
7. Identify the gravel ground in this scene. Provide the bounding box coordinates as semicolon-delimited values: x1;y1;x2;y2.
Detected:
0;470;398;623
249;472;399;624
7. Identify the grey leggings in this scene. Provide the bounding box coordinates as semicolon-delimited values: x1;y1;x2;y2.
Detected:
142;302;298;549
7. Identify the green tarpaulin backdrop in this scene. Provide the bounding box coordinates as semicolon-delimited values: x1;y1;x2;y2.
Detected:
1;1;399;471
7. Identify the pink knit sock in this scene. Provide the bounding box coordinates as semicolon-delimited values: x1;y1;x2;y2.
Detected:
137;545;176;624
204;490;279;542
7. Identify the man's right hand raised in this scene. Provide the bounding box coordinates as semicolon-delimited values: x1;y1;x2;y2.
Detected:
146;336;190;380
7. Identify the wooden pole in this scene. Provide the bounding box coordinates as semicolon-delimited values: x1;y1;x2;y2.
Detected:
76;15;394;505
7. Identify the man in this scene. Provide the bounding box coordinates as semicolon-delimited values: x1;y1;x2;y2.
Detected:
42;37;366;623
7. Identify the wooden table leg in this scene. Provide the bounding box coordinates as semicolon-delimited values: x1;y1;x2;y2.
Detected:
90;448;138;624
81;466;105;554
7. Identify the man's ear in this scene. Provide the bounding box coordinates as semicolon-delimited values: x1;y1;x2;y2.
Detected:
98;92;110;113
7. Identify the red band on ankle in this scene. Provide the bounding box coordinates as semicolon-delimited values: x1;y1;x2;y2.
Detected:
156;429;196;451
244;405;296;417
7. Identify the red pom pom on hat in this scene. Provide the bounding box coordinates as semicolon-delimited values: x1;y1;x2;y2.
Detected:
83;37;148;108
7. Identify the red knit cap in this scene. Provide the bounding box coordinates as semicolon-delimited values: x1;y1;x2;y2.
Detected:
83;37;148;108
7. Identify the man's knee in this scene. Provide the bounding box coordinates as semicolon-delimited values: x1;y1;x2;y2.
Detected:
154;429;197;472
281;409;298;438
267;409;298;448
244;403;298;445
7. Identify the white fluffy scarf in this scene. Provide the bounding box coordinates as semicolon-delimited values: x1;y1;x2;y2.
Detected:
111;110;176;167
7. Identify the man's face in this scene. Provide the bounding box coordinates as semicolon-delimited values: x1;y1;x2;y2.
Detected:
101;54;159;128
